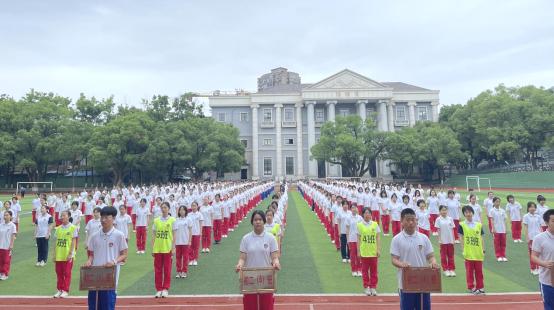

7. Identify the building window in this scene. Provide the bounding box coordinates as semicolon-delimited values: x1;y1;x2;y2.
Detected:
240;139;248;148
315;109;325;122
284;138;294;145
263;108;273;122
240;112;249;122
417;106;428;121
285;157;294;175
263;157;272;176
339;109;349;117
263;138;272;146
284;108;295;122
217;112;226;122
395;105;407;121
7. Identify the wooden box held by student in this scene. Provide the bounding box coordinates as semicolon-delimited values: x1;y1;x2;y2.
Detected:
240;267;276;294
402;267;442;293
80;266;116;291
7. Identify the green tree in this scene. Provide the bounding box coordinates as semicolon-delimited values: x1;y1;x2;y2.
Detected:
311;115;388;177
74;93;115;125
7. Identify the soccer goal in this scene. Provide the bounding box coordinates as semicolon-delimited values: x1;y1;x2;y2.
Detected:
16;182;54;194
465;176;491;192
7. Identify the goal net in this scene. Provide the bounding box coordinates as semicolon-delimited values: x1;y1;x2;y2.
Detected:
16;182;54;194
465;176;491;192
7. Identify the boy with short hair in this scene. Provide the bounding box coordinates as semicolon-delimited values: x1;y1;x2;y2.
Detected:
458;205;485;295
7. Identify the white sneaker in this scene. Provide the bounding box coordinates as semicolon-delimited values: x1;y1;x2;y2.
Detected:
136;251;141;254
364;287;371;296
450;271;456;277
193;260;198;266
370;288;377;296
36;262;41;267
533;269;540;275
384;233;390;236
0;275;7;281
155;291;162;298
352;272;357;277
342;259;347;263
444;271;450;277
497;258;502;262
40;261;46;267
188;261;193;266
331;240;335;244
175;273;181;278
53;290;62;298
206;248;210;253
347;259;351;263
230;229;234;232
513;240;518;243
59;291;69;298
181;272;187;278
357;271;362;277
161;290;169;298
502;257;508;262
455;240;460;244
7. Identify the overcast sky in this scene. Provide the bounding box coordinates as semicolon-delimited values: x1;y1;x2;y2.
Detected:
1;0;553;115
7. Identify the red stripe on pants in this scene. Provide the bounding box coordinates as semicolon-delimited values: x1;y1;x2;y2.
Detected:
348;242;361;272
175;245;190;273
392;221;401;236
439;243;455;271
0;249;12;276
189;235;200;261
371;211;380;223
154;253;172;291
243;293;274;310
131;214;136;229
381;215;390;234
493;233;507;258
202;226;212;249
528;240;538;270
136;226;147;251
360;257;379;288
230;213;237;228
464;260;484;290
453;219;460;240
430;214;438;233
511;221;522;240
223;217;229;235
213;219;222;242
55;260;73;292
32;210;37;224
333;224;340;249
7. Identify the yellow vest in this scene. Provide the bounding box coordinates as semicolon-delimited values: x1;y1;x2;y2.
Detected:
153;217;176;254
55;224;76;261
460;221;484;261
269;223;280;244
357;221;379;257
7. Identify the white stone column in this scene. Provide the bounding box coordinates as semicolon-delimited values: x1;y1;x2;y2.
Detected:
431;100;439;122
251;104;259;179
306;101;317;177
295;102;303;178
387;101;395;132
326;100;336;122
408;101;416;127
275;103;283;181
357;100;368;122
377;100;388;131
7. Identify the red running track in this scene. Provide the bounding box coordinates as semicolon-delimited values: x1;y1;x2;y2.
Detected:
0;294;543;310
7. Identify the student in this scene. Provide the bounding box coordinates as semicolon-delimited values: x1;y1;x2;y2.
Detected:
445;190;461;243
369;189;380;223
135;198;151;254
523;202;542;275
531;209;554;310
458;206;486;295
489;197;508;262
236;210;280;310
115;205;132;244
416;200;430;237
379;190;391;236
427;190;440;236
506;195;523;242
401;195;411;211
34;205;53;267
53;210;78;298
212;194;224;244
84;194;95;224
173;206;192;278
152;202;176;298
389;194;402;236
32;193;42;224
337;200;352;263
85;207;102;258
536;195;549;232
435;205;456;277
0;210;17;281
83;206;128;310
70;201;82;250
264;209;282;250
391;208;438;310
468;195;482;223
199;198;213;253
187;202;203;266
483;192;495;233
357;207;381;296
346;204;362;277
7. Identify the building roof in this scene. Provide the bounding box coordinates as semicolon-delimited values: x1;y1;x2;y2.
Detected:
381;82;430;92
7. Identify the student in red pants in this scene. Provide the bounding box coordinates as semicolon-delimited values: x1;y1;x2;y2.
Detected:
506;195;523;242
212;194;224;244
490;197;508;262
53;210;77;298
346;205;363;277
199;198;213;253
188;202;203;266
435;205;456;277
522;202;542;275
0;210;17;281
174;206;192;278
459;205;486;295
379;191;391;236
135;199;151;254
357;207;381;296
152;202;175;298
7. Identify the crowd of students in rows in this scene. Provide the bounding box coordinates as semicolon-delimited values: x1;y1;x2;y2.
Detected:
298;180;552;297
0;180;288;299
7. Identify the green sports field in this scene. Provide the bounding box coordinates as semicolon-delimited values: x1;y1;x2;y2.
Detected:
0;189;552;296
446;171;554;189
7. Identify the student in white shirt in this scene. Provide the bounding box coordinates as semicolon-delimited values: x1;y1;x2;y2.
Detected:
427;190;440;236
346;204;363;277
173;206;192;278
531;209;554;310
187;202;204;266
446;190;461;243
83;206;128;309
489;197;508;261
415;200;430;237
70;201;83;250
389;194;402;236
9;197;21;232
337;200;352;263
536;195;549;232
115;205;132;243
34;205;53;267
135;198;151;254
523;202;542;275
435;205;456;277
506;195;523;242
467;195;482;223
0;210;17;280
199;198;214;253
483;191;495;233
85;207;102;258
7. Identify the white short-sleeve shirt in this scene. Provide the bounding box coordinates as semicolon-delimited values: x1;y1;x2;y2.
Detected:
390;231;434;289
239;231;278;268
173;217;192;245
489;208;507;233
114;214;132;238
0;222;17;249
135;206;151;227
523;213;542;241
434;215;455;244
531;230;554;286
